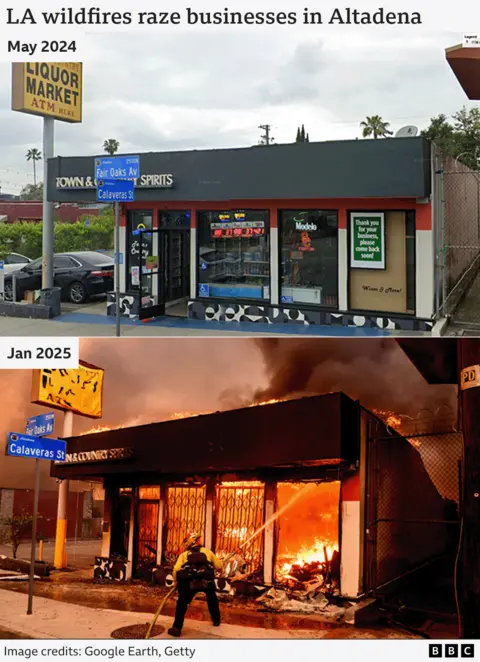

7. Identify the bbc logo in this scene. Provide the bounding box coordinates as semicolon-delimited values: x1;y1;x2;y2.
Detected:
429;644;475;658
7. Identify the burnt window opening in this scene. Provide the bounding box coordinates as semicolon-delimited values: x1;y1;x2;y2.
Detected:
214;481;265;577
275;481;341;589
163;485;206;565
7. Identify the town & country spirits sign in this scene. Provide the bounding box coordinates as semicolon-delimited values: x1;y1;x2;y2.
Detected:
350;212;385;269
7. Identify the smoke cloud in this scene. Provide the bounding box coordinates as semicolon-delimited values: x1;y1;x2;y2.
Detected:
252;338;457;417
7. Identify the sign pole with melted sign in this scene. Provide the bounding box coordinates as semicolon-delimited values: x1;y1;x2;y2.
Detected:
31;360;103;569
12;62;83;290
4;415;66;616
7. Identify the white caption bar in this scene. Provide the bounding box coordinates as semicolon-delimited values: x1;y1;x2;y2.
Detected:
0;337;79;369
0;639;477;661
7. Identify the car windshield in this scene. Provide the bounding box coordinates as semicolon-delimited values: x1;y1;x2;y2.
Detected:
73;252;113;266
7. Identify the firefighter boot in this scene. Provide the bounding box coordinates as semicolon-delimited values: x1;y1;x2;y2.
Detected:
168;628;182;637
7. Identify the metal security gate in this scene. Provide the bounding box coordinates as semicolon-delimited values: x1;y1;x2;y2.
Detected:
364;428;462;594
163;486;206;565
434;148;480;328
214;482;265;574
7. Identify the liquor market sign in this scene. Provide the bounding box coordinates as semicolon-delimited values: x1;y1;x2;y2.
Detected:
56;447;135;464
350;212;385;269
12;62;83;123
56;174;173;189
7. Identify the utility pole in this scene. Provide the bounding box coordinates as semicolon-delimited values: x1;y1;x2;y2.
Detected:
457;338;480;638
42;117;55;289
53;410;73;569
258;124;274;146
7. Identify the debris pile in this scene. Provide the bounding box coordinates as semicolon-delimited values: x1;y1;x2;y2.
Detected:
256;584;346;619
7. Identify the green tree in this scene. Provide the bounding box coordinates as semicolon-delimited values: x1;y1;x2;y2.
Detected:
20;183;43;200
421;107;480;170
103;139;120;155
26;148;42;186
0;511;34;559
295;124;309;143
360;116;393;139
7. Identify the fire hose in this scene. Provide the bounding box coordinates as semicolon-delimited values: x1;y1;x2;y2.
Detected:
144;547;247;639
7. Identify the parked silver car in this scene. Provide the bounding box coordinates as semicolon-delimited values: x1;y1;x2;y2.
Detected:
3;252;32;274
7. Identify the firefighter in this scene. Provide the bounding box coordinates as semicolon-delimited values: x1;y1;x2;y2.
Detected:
168;532;223;637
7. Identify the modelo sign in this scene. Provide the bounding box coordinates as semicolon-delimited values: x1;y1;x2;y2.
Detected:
12;62;83;123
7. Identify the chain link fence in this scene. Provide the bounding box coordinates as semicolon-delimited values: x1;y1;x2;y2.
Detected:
434;147;480;326
365;423;462;592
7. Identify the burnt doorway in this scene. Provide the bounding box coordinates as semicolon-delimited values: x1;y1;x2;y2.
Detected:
134;486;161;577
110;487;133;559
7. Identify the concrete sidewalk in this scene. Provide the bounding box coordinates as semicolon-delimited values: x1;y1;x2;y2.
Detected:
0;588;332;640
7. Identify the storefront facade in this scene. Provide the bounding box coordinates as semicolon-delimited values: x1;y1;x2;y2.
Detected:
48;138;434;331
50;394;454;598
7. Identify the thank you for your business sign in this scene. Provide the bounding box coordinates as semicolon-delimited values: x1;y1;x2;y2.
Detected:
350;212;385;270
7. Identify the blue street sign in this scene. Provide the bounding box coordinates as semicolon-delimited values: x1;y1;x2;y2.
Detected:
6;432;66;462
97;179;135;203
26;413;55;437
0;261;4;270
199;283;210;297
113;252;124;265
95;155;140;181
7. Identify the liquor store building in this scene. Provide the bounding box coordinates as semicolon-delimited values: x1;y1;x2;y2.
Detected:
48;138;435;331
50;394;457;598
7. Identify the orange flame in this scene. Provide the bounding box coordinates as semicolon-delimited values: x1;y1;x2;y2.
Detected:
79;399;289;436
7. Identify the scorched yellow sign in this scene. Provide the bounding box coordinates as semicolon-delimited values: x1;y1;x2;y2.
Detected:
12;62;83;123
31;361;104;419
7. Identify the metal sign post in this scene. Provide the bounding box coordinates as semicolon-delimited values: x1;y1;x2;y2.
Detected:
115;202;120;337
6;423;66;616
0;260;4;301
94;156;139;336
27;459;41;615
42;117;55;289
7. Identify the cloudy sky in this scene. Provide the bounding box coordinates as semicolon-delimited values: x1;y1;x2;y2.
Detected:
0;10;477;195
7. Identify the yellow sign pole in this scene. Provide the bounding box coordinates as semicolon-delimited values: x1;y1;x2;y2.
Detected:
53;410;73;569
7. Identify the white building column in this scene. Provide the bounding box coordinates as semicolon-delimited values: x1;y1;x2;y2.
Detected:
270;227;279;305
204;481;215;549
416;225;435;319
190;226;197;300
119;207;128;292
340;474;361;599
263;482;276;585
338;221;348;311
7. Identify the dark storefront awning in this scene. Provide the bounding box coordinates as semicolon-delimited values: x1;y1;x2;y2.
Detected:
48;137;432;204
446;45;480;100
51;393;360;481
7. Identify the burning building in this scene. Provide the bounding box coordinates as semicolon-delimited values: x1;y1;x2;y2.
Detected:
51;393;457;600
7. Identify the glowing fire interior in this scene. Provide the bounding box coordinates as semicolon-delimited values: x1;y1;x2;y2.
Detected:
275;481;340;585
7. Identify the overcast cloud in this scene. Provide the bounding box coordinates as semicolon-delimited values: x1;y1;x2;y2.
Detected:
0;23;476;194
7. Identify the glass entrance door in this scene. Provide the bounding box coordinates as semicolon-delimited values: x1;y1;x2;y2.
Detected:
159;230;190;304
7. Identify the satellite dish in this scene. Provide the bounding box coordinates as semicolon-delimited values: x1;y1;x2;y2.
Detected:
395;125;419;138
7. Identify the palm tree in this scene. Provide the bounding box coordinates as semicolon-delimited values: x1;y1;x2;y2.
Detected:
26;148;42;185
103;139;120;155
360;116;393;139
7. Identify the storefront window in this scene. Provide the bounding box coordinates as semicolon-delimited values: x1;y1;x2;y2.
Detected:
280;210;338;307
349;210;415;314
197;210;270;300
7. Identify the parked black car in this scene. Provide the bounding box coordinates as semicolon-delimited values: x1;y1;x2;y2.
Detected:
4;251;114;304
